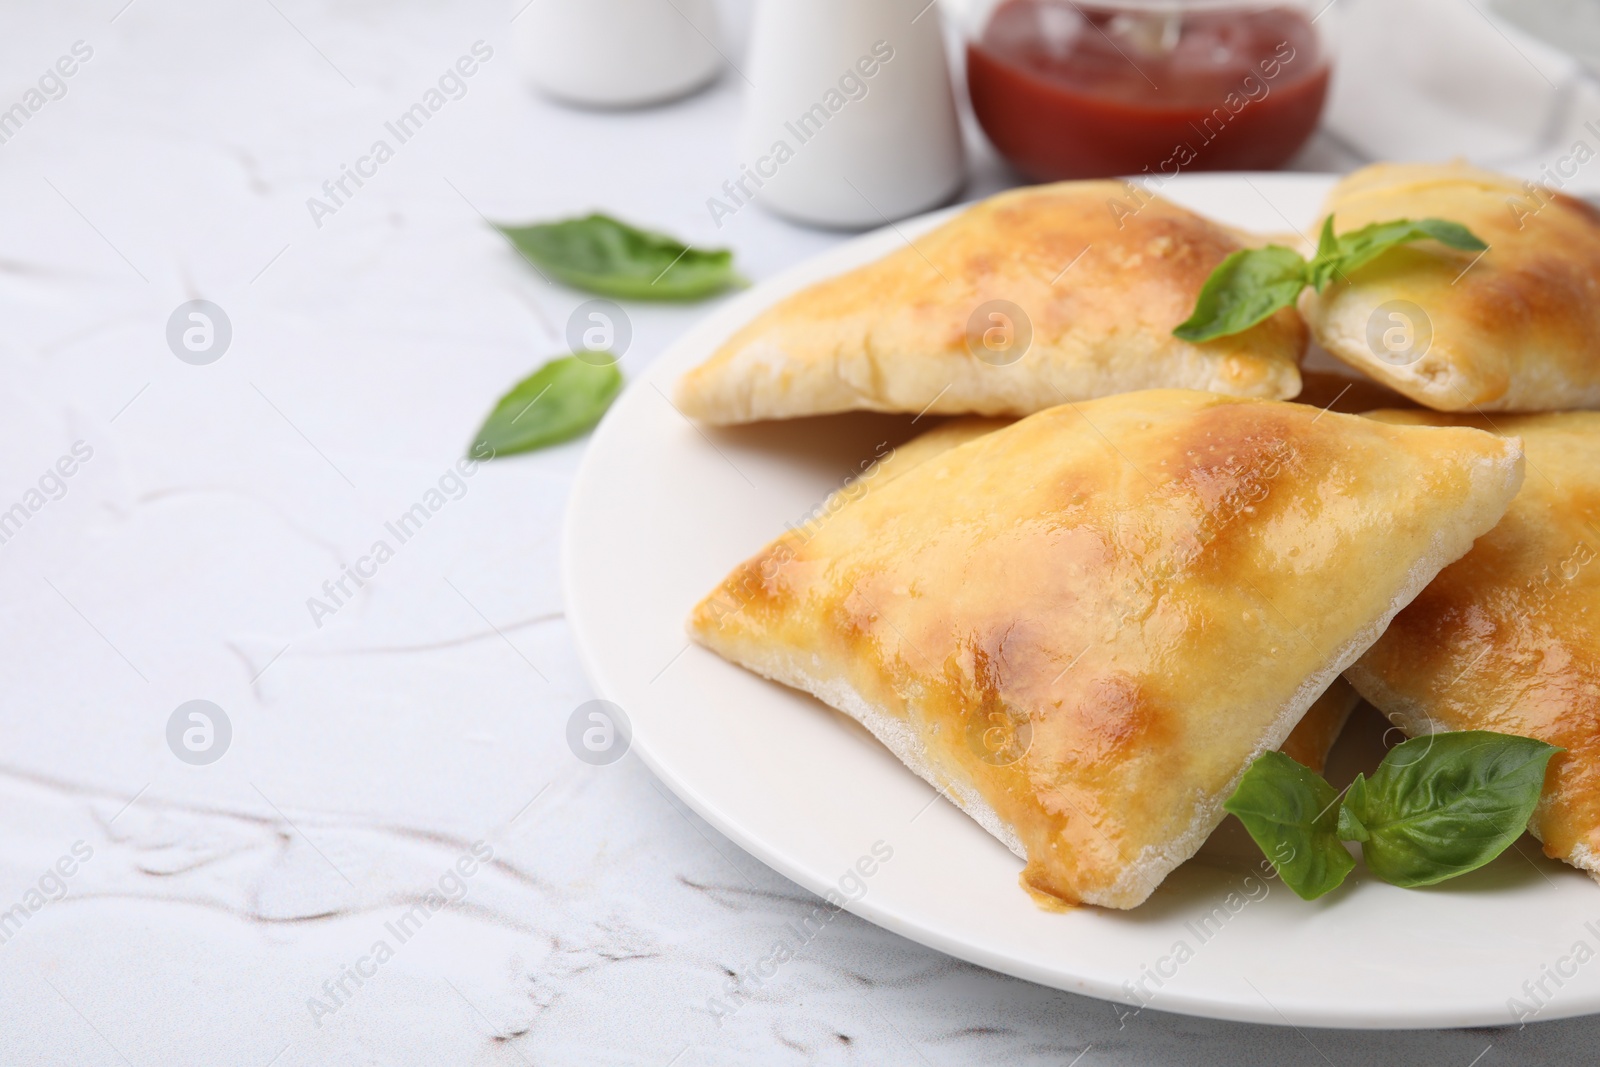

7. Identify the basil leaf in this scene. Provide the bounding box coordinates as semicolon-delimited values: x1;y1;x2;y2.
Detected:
1314;214;1339;261
469;356;622;458
1339;731;1560;888
1223;751;1355;901
1307;216;1344;292
1310;217;1489;291
1335;794;1369;842
1172;246;1309;343
1409;218;1489;251
493;214;740;301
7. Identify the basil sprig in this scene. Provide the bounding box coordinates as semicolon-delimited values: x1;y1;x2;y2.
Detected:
469;356;622;458
1173;216;1487;343
494;214;740;301
1225;730;1559;901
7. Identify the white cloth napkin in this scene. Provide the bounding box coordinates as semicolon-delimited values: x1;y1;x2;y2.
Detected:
1324;0;1600;192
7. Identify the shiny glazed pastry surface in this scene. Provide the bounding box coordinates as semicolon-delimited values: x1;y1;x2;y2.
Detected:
891;417;1362;777
1350;410;1600;876
689;390;1524;907
1302;162;1600;412
676;182;1307;425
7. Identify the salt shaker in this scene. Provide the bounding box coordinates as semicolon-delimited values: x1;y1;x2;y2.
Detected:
513;0;724;108
734;0;966;228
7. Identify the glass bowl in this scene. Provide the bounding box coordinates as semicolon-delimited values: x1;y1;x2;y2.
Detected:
961;0;1332;180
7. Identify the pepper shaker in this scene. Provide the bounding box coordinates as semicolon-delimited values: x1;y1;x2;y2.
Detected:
734;0;966;228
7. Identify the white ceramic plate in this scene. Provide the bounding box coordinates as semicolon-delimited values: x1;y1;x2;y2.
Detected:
563;173;1599;1029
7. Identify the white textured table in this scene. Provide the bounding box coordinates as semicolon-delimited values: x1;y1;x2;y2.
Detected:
3;1;1597;1063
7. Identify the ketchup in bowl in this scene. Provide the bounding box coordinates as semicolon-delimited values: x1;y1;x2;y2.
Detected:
966;0;1330;180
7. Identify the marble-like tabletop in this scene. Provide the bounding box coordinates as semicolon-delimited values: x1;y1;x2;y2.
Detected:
5;0;1600;1063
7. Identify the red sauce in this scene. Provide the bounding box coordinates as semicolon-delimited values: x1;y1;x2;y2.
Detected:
967;1;1330;180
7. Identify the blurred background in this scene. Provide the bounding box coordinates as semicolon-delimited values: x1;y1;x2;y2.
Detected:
2;1;1599;1064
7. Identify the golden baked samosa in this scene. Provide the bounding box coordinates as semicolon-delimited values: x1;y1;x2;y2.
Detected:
1349;410;1600;878
690;390;1524;908
1302;162;1600;412
893;417;1363;776
676;183;1308;425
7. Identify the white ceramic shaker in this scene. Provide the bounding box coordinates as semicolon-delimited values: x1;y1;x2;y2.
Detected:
737;0;966;228
513;0;724;108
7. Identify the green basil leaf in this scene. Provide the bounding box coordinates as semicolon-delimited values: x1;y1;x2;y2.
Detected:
1223;751;1355;901
1340;730;1560;888
1172;246;1309;343
1322;216;1489;284
1409;218;1489;251
469;356;622;458
1315;214;1339;261
1307;215;1344;292
1335;791;1369;842
493;214;740;301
